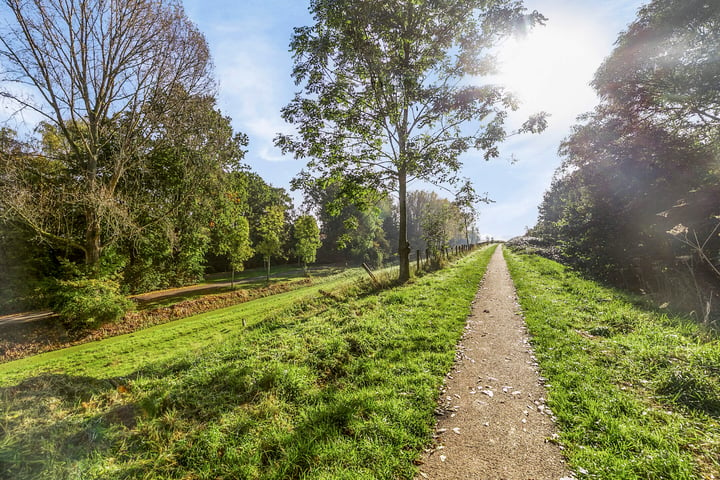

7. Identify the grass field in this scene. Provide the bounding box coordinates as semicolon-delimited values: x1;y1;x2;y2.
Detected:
0;247;495;479
135;265;345;310
505;250;720;479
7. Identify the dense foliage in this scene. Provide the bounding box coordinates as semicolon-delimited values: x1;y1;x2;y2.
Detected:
277;0;546;281
0;0;486;320
533;0;720;322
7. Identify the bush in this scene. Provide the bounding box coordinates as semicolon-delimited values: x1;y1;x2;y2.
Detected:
51;278;133;330
505;236;563;262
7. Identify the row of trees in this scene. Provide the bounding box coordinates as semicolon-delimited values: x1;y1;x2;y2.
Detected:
0;0;547;317
301;184;484;267
0;0;305;314
531;0;720;322
1;114;481;313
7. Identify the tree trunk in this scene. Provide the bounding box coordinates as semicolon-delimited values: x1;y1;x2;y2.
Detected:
398;169;410;282
84;209;102;277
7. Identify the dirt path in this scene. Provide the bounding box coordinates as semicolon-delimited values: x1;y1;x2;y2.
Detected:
417;246;572;480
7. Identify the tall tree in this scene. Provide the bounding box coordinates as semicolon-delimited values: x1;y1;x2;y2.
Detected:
256;205;286;282
277;0;547;282
293;215;322;270
534;0;720;318
217;216;253;287
243;172;294;251
0;0;213;275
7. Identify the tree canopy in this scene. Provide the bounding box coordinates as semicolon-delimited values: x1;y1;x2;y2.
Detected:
277;0;547;281
533;0;720;321
0;0;215;274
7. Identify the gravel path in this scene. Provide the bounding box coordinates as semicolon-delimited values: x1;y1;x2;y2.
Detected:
417;246;573;480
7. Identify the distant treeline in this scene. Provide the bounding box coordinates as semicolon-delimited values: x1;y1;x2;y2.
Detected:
0;118;477;314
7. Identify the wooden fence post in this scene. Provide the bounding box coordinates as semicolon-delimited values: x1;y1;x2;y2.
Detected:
362;263;379;286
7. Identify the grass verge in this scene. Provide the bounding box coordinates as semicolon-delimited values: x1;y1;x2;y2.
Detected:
141;265;345;309
0;246;495;479
0;269;353;364
505;250;720;479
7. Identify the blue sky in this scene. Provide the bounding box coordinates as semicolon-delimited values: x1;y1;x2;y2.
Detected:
182;0;649;240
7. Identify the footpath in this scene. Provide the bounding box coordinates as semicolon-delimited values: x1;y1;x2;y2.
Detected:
417;246;573;480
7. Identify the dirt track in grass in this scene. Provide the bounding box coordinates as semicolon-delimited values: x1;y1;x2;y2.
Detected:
416;246;573;480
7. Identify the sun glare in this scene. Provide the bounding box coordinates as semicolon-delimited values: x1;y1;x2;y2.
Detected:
494;17;607;125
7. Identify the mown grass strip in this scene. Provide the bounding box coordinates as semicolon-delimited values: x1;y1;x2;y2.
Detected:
0;269;366;385
0;246;495;479
505;250;720;480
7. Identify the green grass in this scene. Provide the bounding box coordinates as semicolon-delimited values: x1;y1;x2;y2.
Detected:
505;250;720;480
202;264;343;285
0;246;496;479
135;265;346;309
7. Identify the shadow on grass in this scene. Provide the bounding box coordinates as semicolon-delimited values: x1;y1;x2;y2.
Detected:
656;367;720;418
0;373;142;479
1;322;422;479
509;252;720;420
0;254;489;479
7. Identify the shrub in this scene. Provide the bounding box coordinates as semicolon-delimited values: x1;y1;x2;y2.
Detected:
505;236;563;262
51;278;133;330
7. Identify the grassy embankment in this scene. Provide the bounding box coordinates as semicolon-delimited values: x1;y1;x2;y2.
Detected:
505;250;720;480
0;246;495;479
135;264;345;309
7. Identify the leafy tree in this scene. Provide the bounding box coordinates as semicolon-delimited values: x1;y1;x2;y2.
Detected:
297;180;392;266
215;194;254;287
593;0;720;142
454;179;491;246
256;205;286;282
243;172;294;254
421;199;461;259
0;0;214;275
277;0;547;282
293;215;322;270
534;0;720;319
